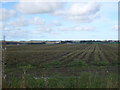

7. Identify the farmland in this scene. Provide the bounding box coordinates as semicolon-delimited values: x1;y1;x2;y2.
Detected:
4;43;119;88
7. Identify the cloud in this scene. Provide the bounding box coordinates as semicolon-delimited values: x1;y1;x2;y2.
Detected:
0;8;16;20
16;0;64;14
0;22;10;31
112;25;119;30
0;22;4;31
7;16;45;27
59;26;95;31
3;29;30;40
31;20;62;34
33;26;53;34
74;26;95;31
0;0;17;2
31;25;95;35
32;20;62;34
53;1;101;23
49;20;61;26
8;17;29;27
31;17;45;25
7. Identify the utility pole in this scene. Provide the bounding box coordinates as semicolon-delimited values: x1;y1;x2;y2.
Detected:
2;35;8;88
2;35;6;79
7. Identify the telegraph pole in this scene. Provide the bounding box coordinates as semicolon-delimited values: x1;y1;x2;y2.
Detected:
2;35;6;79
2;35;8;88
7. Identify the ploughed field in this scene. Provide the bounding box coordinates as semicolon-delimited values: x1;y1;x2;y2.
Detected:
5;44;119;88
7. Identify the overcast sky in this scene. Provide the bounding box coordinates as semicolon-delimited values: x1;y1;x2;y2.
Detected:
0;0;118;41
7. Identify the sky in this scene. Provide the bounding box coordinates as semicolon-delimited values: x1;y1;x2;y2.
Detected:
0;0;118;41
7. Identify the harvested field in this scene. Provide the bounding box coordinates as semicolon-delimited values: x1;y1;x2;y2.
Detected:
3;44;119;88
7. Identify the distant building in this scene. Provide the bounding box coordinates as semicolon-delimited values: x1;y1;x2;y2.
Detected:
45;41;61;44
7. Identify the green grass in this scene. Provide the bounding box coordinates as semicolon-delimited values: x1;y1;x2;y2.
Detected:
65;60;88;67
93;60;110;66
39;61;62;68
45;60;117;68
38;60;89;68
7;72;119;88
